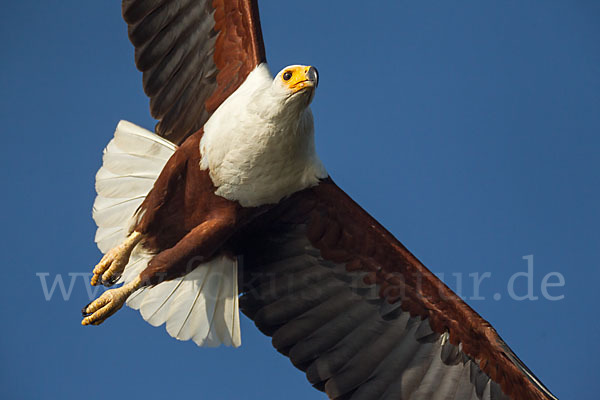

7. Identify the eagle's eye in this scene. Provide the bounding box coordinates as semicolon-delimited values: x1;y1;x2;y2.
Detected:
283;71;293;81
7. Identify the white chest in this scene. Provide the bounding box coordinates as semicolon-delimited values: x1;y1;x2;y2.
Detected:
199;64;327;207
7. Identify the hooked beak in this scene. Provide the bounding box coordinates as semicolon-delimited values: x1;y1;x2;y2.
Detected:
290;66;319;93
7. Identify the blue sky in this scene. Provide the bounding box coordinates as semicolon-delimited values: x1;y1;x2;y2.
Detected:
1;1;598;399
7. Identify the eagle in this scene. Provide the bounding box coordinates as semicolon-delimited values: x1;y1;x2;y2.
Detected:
82;1;558;399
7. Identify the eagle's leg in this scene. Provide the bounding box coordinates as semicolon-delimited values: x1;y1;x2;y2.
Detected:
81;276;142;326
90;231;143;286
81;216;241;326
139;217;237;285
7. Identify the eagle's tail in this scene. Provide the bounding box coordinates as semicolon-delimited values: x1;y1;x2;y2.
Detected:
126;253;241;347
91;120;241;347
93;120;176;253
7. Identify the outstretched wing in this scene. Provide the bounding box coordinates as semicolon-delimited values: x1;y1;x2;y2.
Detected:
239;179;557;400
122;0;266;144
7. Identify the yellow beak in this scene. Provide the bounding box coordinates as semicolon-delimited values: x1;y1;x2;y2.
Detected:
283;65;319;93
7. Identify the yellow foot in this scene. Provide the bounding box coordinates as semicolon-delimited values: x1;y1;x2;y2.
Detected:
91;231;142;286
81;277;142;325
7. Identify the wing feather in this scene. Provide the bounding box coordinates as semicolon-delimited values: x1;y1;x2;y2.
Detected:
239;179;556;400
122;0;266;144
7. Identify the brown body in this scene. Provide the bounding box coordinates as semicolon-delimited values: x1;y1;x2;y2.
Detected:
121;0;269;283
133;131;266;284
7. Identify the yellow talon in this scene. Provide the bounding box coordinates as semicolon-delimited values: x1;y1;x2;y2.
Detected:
90;232;142;286
81;277;142;326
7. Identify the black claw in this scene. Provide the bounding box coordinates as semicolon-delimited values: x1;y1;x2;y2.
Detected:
101;274;120;287
81;303;92;317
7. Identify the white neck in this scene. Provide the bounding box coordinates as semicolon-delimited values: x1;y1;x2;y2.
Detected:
200;63;328;207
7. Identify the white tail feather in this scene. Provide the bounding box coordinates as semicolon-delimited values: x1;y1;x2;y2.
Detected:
93;120;241;347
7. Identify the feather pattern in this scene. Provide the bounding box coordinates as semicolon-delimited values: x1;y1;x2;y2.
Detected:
235;179;558;399
121;0;267;144
127;254;240;347
93;120;176;253
240;224;514;399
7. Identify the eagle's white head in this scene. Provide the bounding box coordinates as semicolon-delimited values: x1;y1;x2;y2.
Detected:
271;64;319;107
248;64;319;122
200;63;327;207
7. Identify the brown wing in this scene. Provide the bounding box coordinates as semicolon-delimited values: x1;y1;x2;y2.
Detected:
239;178;557;400
122;0;266;144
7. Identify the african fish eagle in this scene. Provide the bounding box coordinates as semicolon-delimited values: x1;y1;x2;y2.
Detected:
82;1;558;399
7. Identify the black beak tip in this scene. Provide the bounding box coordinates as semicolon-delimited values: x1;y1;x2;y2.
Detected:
311;66;319;88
